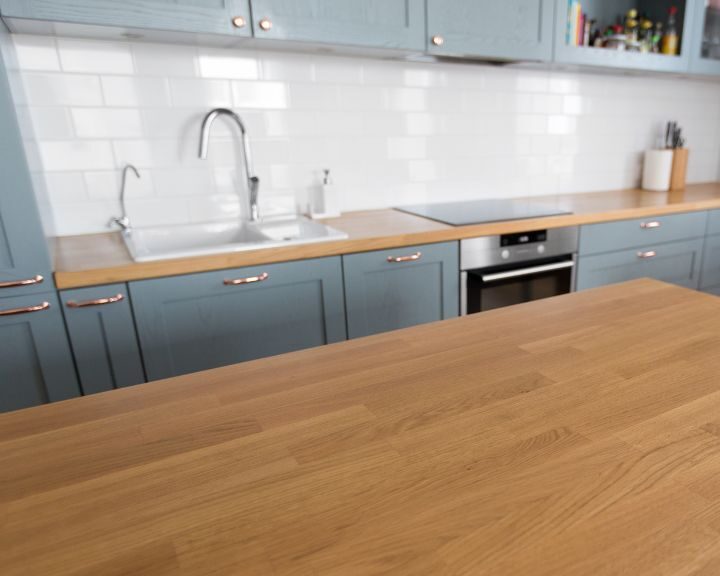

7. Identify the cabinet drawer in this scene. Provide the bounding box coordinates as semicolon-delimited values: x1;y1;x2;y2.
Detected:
343;241;459;339
701;234;720;289
577;238;704;291
60;283;146;395
130;257;346;380
0;292;80;412
707;210;720;236
579;212;708;255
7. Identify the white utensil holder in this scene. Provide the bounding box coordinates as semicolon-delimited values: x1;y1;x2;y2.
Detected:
642;149;674;192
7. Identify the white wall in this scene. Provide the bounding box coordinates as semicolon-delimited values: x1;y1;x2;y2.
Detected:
10;34;720;236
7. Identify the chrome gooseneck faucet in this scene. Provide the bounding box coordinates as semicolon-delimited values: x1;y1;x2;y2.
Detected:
198;108;260;222
109;163;140;230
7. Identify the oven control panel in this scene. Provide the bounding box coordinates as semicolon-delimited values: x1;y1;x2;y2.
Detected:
460;227;579;270
500;230;547;247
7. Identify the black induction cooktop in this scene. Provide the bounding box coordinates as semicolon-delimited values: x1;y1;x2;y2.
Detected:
396;199;571;226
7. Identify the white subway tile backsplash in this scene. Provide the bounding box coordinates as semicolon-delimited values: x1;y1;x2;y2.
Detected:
231;80;288;109
198;49;259;80
153;168;214;197
9;35;720;236
101;76;171;107
84;170;154;200
132;42;198;77
387;137;426;160
57;38;133;74
43;172;87;202
71;108;143;139
38;140;114;171
21;73;103;106
12;35;60;71
170;78;231;108
27;107;74;139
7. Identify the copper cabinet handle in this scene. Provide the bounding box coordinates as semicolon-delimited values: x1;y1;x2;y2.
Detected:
66;294;124;308
431;35;445;46
224;272;269;286
640;221;661;229
258;18;273;31
0;301;50;317
387;252;422;263
231;15;246;28
0;275;44;289
637;250;657;259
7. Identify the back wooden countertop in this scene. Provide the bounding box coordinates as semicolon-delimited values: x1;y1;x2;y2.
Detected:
53;182;720;289
2;279;720;575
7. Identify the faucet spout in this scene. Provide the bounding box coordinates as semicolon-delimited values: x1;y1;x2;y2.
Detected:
198;108;260;222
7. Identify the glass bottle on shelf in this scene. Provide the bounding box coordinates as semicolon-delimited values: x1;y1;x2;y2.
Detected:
652;21;663;53
661;6;679;55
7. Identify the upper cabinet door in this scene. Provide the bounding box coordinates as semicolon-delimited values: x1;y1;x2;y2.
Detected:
0;0;252;36
0;33;53;298
427;0;554;61
249;0;425;50
553;0;695;73
690;1;720;75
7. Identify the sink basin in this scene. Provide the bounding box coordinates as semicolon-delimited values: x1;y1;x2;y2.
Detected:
122;216;348;262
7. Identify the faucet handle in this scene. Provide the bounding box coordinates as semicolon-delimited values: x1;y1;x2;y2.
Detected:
249;176;260;221
109;216;131;230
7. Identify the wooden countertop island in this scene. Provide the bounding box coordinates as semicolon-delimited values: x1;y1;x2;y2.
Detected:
2;279;720;575
53;182;720;288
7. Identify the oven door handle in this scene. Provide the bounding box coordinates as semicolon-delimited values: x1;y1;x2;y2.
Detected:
481;260;575;283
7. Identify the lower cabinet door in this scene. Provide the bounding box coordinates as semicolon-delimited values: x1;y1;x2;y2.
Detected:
576;239;704;291
343;242;459;339
700;235;720;290
703;285;720;297
60;283;146;395
0;291;80;412
129;257;347;381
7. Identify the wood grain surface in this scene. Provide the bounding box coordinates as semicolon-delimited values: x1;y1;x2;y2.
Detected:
53;182;720;288
2;279;720;575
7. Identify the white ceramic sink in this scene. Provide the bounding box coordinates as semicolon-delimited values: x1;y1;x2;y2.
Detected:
122;216;348;262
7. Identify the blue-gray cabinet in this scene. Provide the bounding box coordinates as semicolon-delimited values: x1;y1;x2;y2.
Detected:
0;30;53;299
689;0;720;75
129;257;347;380
249;0;425;50
701;211;720;293
579;212;708;256
553;0;696;73
60;284;146;395
0;0;252;37
701;234;720;290
427;0;554;61
577;238;704;290
343;242;459;339
0;292;81;412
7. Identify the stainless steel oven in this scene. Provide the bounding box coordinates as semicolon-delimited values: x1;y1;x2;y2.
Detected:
461;227;579;315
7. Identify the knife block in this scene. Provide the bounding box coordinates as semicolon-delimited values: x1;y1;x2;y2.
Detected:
670;148;689;191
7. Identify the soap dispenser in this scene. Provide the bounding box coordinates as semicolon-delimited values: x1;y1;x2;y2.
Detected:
311;168;341;218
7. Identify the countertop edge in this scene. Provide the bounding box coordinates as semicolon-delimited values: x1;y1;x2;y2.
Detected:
52;191;720;290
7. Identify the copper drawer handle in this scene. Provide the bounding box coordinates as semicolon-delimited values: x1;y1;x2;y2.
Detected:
640;221;661;229
0;275;44;289
66;294;124;308
224;272;269;286
0;301;50;316
637;250;657;259
387;252;422;263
